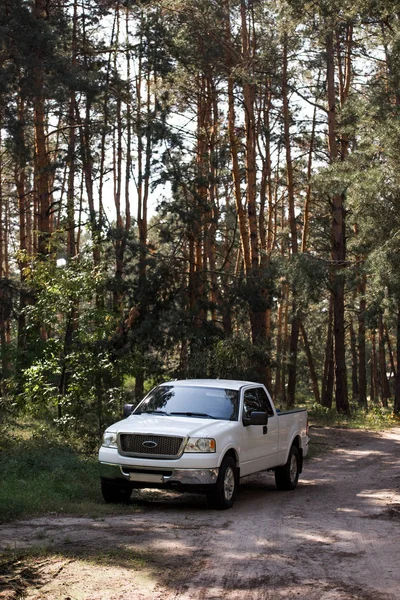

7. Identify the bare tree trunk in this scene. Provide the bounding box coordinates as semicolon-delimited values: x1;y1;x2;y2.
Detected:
66;96;77;259
281;298;289;407
358;273;368;408
207;77;221;326
321;296;334;409
193;73;208;329
33;0;51;257
274;294;285;402
0;124;11;389
300;320;320;405
134;10;157;398
258;82;274;386
282;34;299;408
394;308;400;414
378;312;390;407
349;318;359;401
14;93;31;350
384;323;396;381
66;0;78;260
370;329;378;404
301;76;319;253
0;135;3;284
225;16;250;276
326;29;349;413
239;1;269;385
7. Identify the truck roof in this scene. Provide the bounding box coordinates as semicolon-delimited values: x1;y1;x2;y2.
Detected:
159;379;259;391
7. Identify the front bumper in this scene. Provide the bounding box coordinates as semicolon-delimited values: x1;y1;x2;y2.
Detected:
99;462;219;488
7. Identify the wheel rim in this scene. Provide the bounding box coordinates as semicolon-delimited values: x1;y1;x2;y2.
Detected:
289;454;298;483
223;466;235;501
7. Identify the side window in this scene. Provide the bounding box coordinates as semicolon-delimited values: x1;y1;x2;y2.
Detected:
256;388;274;417
243;389;261;419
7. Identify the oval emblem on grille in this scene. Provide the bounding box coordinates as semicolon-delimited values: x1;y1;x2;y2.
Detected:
142;440;157;449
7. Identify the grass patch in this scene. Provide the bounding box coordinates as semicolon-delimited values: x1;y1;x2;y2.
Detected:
0;421;136;523
307;402;400;430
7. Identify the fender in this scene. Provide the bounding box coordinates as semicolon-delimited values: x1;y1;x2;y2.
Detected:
282;434;303;467
217;443;240;468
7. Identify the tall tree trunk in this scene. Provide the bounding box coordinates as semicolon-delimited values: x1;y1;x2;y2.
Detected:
274;293;285;402
134;11;155;398
394;308;400;414
370;329;378;404
66;96;77;259
0;124;10;389
282;34;299;408
301;76;319;253
378;312;390;407
193;73;208;329
113;6;125;313
14;93;30;350
33;0;51;257
300;320;320;405
326;29;349;414
358;273;368;408
349;318;359;401
66;0;78;260
321;296;334;408
384;323;396;382
207;77;221;326
240;0;269;385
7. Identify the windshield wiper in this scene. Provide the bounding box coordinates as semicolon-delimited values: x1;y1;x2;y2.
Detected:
134;410;169;416
169;411;217;419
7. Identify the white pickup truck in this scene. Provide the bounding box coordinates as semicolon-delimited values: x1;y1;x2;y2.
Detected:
99;379;309;509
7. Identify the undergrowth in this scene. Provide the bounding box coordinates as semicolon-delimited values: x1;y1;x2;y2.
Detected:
0;420;135;523
308;402;400;429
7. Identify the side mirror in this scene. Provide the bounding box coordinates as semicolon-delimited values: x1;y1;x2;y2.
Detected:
243;411;268;426
123;403;134;418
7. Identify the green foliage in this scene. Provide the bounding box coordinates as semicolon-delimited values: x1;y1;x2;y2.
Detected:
15;257;129;448
184;336;271;383
0;422;100;523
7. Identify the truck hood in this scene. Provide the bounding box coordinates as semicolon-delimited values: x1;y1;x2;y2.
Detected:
108;414;235;438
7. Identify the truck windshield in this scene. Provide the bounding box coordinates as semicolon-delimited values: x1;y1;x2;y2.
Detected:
134;386;239;421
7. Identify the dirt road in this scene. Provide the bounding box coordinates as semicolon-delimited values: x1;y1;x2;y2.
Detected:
1;427;400;600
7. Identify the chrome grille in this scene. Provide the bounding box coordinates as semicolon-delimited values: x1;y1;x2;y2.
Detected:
119;433;185;458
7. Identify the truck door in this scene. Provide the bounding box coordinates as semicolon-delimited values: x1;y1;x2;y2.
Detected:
240;387;279;477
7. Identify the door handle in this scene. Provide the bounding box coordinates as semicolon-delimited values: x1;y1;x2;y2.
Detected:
263;425;268;435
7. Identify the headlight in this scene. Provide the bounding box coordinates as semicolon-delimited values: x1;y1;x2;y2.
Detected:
185;438;216;453
102;431;118;448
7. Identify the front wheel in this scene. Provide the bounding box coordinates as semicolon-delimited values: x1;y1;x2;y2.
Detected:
275;445;300;491
101;479;132;504
207;456;238;510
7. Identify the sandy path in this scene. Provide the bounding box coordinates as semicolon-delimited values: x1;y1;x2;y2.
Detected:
1;426;399;600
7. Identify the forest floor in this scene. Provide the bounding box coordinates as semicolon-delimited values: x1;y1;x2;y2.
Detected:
1;426;400;600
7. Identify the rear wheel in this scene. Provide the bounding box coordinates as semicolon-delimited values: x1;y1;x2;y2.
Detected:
101;479;132;503
275;445;300;491
207;456;238;510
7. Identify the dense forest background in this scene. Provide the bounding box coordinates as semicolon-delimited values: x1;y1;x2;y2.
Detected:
1;0;400;446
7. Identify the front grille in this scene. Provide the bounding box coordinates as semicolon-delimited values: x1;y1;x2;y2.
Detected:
119;433;185;458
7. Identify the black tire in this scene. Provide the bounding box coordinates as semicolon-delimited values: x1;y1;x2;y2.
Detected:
101;479;132;504
275;445;300;491
207;456;238;510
